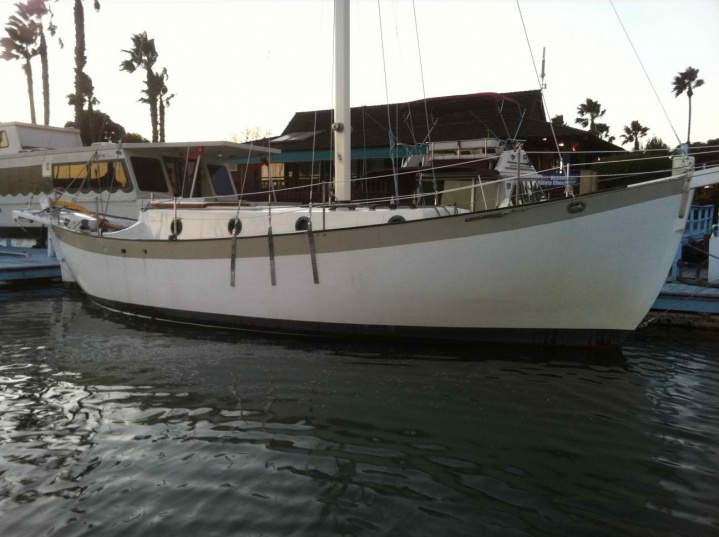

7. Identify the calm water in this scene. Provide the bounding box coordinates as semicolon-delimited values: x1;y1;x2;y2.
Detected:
0;286;718;537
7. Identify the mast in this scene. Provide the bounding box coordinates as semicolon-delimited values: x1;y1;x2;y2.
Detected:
333;0;352;202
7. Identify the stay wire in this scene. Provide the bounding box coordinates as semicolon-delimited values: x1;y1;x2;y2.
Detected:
609;0;682;147
515;0;563;170
412;0;436;191
377;0;399;203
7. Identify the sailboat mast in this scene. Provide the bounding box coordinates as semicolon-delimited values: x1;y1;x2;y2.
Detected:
333;0;352;202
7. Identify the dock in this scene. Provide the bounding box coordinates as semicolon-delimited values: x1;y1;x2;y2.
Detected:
644;267;719;329
0;245;61;283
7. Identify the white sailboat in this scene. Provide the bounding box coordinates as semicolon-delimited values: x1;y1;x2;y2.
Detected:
18;1;719;347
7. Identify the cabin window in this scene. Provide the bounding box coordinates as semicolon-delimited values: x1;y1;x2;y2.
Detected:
163;157;200;197
52;160;132;193
131;156;170;193
0;131;8;148
207;164;235;196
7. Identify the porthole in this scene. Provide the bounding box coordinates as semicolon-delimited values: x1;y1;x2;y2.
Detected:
228;218;242;235
387;215;406;224
170;218;183;236
295;216;310;231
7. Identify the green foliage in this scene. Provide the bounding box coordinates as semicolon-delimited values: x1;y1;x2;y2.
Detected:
620;120;649;151
575;98;605;135
594;123;615;143
73;0;101;145
121;31;161;142
551;114;565;127
687;138;719;168
645;136;668;150
2;1;45;124
596;149;671;190
65;108;124;142
122;132;149;143
672;66;705;144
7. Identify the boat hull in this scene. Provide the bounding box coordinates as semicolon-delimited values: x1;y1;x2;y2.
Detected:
51;176;689;347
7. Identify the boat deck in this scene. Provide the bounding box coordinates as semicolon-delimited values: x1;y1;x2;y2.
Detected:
0;246;61;283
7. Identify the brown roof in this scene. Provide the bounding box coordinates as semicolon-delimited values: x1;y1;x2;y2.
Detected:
258;89;622;153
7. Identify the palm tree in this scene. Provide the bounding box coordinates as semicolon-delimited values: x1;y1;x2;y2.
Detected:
594;123;615;144
575;98;606;135
67;71;99;143
157;68;175;142
24;0;56;126
1;4;41;124
620;121;649;151
121;32;160;142
142;67;175;142
551;114;566;127
672;66;704;144
73;0;100;144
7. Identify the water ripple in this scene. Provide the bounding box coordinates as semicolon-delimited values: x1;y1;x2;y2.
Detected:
0;288;717;536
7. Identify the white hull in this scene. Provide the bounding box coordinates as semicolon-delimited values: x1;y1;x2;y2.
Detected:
50;174;693;347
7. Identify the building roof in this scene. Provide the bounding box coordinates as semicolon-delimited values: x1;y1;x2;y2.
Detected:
257;89;622;154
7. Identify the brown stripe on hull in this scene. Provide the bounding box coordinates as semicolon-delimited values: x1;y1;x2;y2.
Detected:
52;176;685;261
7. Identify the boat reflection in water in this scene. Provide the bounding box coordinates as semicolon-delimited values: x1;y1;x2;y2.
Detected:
1;287;717;536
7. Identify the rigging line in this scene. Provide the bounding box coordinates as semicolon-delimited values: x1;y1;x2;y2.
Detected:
363;107;369;202
310;109;318;211
468;111;499;140
515;0;563;170
308;0;327;216
411;0;437;195
377;0;400;203
329;8;336;204
609;0;681;146
181;144;190;198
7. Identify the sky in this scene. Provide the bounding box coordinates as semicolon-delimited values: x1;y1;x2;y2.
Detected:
1;0;717;147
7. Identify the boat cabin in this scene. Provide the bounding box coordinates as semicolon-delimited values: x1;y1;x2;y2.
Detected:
1;131;276;240
0;122;82;154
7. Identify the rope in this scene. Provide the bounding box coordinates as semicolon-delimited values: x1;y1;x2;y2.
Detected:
412;0;436;195
609;0;682;147
515;1;564;174
377;0;399;203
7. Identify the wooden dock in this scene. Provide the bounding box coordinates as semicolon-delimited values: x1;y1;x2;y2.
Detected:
645;268;719;329
0;246;61;283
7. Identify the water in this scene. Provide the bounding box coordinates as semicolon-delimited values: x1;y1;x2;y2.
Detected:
0;286;718;536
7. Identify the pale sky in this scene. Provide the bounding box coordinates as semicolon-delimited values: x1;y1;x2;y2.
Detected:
1;0;717;147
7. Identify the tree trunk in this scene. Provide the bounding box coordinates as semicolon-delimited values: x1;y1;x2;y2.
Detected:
40;30;50;126
634;138;639;151
87;100;94;144
687;95;692;145
159;98;165;142
146;68;158;142
23;61;37;124
74;0;88;144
